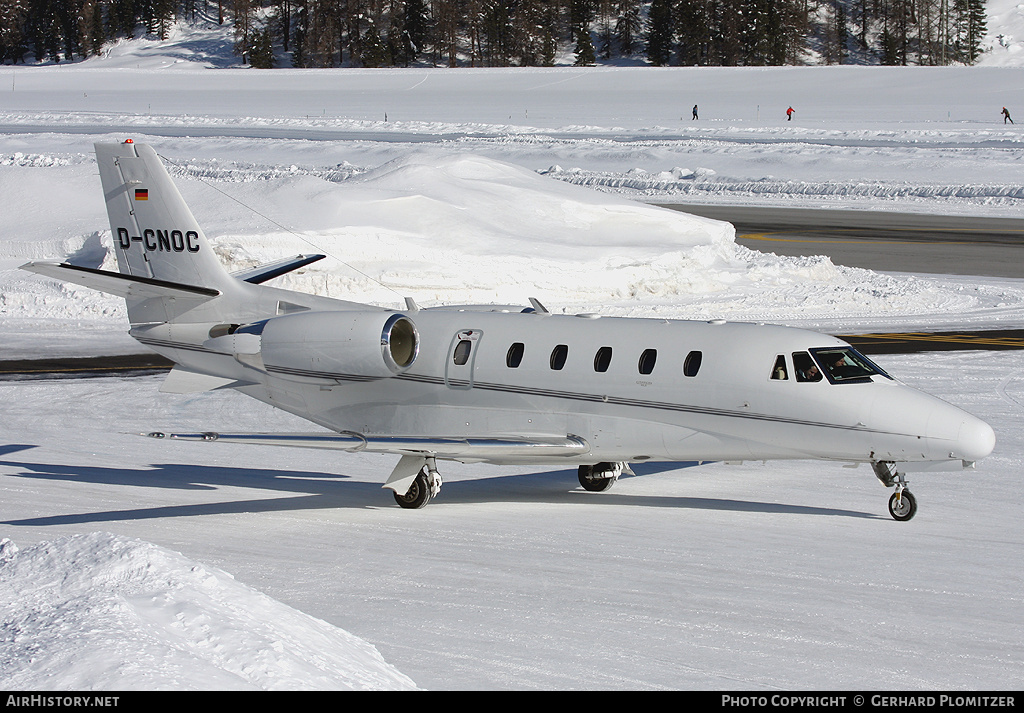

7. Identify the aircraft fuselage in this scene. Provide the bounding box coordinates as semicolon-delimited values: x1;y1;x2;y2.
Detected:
134;307;994;468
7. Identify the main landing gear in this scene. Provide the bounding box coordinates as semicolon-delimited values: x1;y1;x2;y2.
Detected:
873;462;918;522
393;461;443;509
578;462;629;492
394;460;630;508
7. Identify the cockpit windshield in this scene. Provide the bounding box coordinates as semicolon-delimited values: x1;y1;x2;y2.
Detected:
809;347;891;384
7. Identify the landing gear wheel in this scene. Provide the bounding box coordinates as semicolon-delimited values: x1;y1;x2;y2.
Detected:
394;470;432;509
888;489;917;521
578;464;616;492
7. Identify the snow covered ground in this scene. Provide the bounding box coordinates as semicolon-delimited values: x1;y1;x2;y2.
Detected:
1;352;1022;690
1;22;1023;690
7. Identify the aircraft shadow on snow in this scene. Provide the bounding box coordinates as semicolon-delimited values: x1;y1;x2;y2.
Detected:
0;449;878;525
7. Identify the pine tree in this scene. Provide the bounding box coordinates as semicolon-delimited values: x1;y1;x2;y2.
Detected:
432;0;459;66
676;0;710;65
570;0;596;65
0;0;29;62
614;0;641;56
540;1;558;65
482;0;514;66
835;1;848;63
232;0;254;62
361;18;389;66
961;0;986;63
249;25;275;67
400;0;428;64
513;0;548;65
596;0;614;59
713;0;744;65
574;23;596;64
646;0;674;65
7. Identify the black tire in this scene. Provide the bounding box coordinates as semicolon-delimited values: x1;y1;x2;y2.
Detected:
888;489;917;521
578;464;615;492
394;471;432;509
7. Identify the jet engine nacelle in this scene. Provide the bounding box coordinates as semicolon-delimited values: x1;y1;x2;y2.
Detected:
251;310;419;382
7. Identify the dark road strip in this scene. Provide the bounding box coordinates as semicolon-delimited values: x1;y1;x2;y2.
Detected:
841;330;1024;354
659;204;1024;278
0;354;174;380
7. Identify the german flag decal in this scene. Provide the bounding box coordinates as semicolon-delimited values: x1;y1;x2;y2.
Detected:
134;188;149;201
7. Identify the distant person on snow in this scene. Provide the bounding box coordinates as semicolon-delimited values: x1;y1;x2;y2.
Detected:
692;105;699;120
786;106;795;121
1003;107;1014;124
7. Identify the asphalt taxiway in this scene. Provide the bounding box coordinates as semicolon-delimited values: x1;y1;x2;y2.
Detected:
661;204;1024;279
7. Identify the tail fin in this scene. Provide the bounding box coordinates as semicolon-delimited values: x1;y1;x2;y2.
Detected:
24;142;352;328
95;140;233;292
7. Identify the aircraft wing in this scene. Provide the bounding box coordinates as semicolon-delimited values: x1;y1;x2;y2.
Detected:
145;430;590;460
145;430;590;495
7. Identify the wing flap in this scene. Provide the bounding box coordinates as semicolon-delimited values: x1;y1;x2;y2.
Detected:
159;367;257;394
144;431;590;460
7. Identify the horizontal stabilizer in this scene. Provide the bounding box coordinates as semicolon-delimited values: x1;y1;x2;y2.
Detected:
143;431;590;460
21;262;220;301
231;254;326;284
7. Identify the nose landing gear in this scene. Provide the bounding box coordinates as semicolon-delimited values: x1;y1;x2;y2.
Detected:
888;487;918;521
873;461;917;522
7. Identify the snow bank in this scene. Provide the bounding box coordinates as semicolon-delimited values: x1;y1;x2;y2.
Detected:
5;148;1024;355
215;152;741;305
169;152;1023;326
0;533;419;690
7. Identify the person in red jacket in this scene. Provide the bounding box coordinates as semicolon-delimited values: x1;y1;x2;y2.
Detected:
786;106;795;121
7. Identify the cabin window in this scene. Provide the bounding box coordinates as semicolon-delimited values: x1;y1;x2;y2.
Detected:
453;339;473;366
550;344;569;370
683;350;702;377
638;348;657;375
594;346;613;373
506;342;525;368
770;355;788;380
793;352;822;382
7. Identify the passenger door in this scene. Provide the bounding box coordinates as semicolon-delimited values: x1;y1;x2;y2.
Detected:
445;329;482;389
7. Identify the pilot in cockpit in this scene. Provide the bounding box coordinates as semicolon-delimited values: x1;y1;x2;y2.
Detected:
793;352;822;382
825;354;855;379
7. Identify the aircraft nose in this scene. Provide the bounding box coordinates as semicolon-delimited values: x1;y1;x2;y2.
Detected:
956;413;996;462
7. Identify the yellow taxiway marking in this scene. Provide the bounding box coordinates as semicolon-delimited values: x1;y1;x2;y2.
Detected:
846;333;1024;348
738;232;973;245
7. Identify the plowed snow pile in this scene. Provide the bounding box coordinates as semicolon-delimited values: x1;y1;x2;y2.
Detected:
0;533;419;690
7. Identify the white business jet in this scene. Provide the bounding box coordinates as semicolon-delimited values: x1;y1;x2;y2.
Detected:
22;141;995;520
